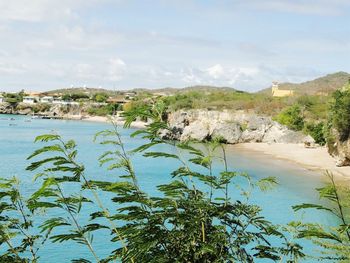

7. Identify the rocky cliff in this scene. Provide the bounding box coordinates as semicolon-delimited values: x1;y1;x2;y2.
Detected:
327;129;350;166
161;110;314;144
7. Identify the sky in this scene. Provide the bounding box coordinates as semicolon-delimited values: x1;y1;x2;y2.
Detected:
0;0;350;92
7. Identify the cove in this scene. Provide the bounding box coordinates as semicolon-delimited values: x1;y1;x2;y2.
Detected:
0;114;334;262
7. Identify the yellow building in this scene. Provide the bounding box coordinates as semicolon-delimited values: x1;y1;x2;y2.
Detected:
271;82;294;97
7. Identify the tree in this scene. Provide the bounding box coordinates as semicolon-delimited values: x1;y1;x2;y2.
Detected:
92;93;109;103
329;90;350;141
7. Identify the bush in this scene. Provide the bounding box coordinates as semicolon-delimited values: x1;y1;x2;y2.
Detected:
274;104;305;131
92;92;109;103
293;172;350;261
87;104;119;116
304;122;326;145
4;92;23;104
329;90;350;141
62;93;89;101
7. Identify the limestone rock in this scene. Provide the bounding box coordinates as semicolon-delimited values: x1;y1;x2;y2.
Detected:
163;109;315;145
180;120;210;141
327;129;350;166
211;122;242;143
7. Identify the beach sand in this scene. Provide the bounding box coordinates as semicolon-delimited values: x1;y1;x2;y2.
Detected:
80;115;147;129
232;143;350;181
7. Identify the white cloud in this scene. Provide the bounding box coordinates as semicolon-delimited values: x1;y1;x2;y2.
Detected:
0;62;27;74
242;0;350;16
206;64;224;79
181;68;202;84
0;1;348;92
107;58;126;81
0;0;76;22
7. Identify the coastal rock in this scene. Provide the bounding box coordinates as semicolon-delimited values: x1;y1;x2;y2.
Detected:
163;109;314;145
0;103;13;114
211;122;242;143
17;108;32;115
180;120;210;141
327;129;350;166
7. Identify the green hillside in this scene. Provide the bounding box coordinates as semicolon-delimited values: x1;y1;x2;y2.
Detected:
259;71;350;95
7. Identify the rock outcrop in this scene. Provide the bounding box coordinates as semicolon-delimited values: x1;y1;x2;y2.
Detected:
327;129;350;166
162;109;314;145
0;102;85;118
0;103;14;114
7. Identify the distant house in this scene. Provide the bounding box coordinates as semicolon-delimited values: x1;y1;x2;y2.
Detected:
23;96;37;104
124;92;136;100
0;95;4;103
40;96;54;103
271;82;294;97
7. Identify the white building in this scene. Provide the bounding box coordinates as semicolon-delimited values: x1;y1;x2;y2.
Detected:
23;96;37;104
0;95;4;103
40;96;54;103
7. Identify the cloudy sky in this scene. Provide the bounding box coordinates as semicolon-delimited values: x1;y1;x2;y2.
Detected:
1;0;350;92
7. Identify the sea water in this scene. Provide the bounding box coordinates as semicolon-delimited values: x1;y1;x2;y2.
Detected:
0;114;334;262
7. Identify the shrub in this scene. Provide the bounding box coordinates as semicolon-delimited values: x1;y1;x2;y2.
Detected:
92;93;109;103
304;122;326;146
87;104;118;116
329;90;350;141
62;93;89;101
293;172;350;261
274;104;305;131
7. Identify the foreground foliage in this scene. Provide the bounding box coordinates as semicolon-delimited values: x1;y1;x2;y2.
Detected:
293;172;350;262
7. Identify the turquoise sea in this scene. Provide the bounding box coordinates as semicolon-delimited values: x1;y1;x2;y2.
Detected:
0;114;334;262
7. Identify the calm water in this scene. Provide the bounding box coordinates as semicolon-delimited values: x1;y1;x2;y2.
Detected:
0;114;334;262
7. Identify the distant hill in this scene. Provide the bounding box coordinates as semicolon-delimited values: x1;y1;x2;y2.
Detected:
132;85;239;95
46;87;119;96
46;85;240;96
259;71;350;95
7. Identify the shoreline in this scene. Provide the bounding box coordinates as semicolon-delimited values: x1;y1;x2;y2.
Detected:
80;115;147;128
3;112;350;181
0;113;148;129
232;143;350;181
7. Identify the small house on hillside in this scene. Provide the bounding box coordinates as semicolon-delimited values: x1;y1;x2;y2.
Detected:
124;92;136;100
271;82;294;97
0;94;4;103
23;96;37;104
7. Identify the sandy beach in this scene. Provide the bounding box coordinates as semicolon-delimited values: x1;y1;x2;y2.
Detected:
79;115;147;129
233;143;350;181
